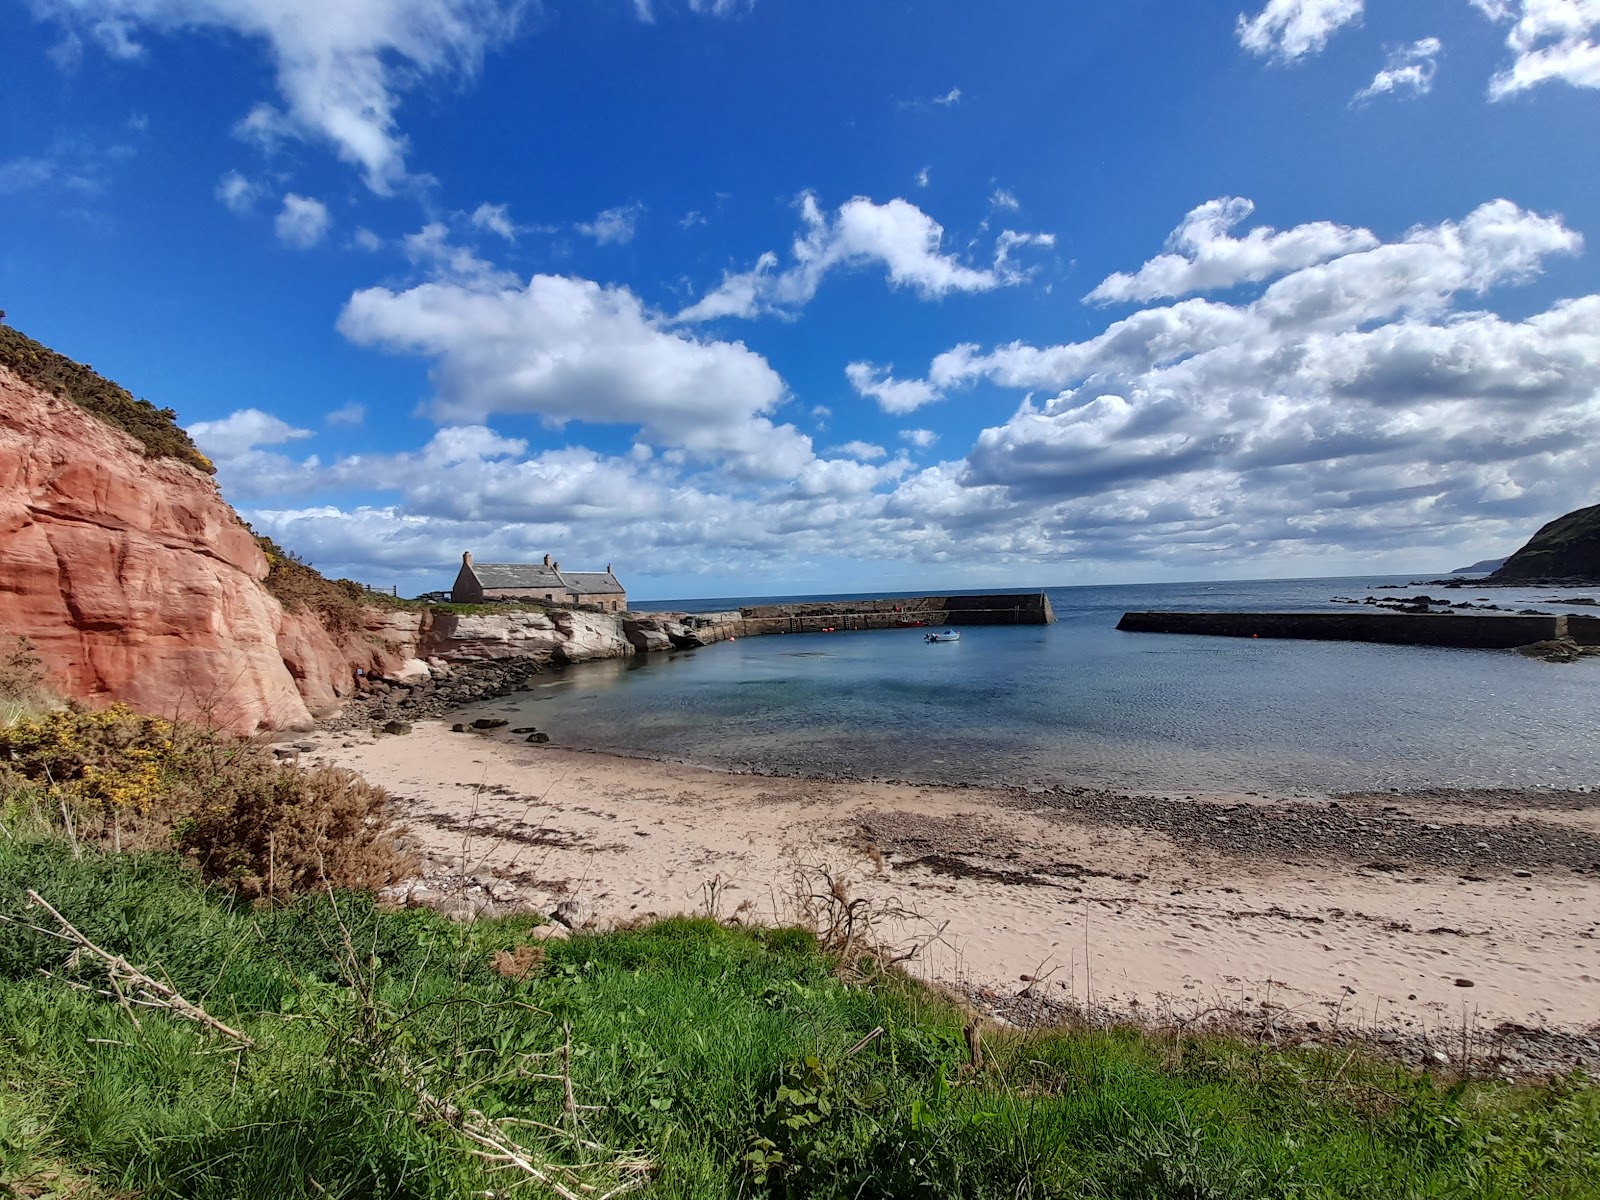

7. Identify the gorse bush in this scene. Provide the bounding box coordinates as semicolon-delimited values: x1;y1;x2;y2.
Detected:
0;703;414;895
0;323;214;474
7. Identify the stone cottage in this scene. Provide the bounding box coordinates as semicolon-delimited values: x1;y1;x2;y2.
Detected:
450;552;628;612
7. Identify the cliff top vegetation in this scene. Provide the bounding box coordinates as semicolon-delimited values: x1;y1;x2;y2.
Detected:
0;321;215;475
1491;502;1600;583
249;529;419;633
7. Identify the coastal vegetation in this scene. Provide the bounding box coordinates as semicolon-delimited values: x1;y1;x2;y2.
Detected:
1491;502;1600;583
2;659;1599;1199
0;323;215;476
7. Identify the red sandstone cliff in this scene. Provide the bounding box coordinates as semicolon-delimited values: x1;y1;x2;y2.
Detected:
0;363;416;733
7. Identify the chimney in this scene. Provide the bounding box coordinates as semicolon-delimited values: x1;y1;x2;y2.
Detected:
553;561;560;572
543;553;551;567
462;551;472;565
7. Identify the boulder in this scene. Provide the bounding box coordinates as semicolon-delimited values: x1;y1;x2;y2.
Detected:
622;617;673;653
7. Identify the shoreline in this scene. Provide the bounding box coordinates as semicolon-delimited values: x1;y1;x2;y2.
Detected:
309;721;1600;1074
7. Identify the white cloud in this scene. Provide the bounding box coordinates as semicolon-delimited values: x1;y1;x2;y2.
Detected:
1237;0;1364;61
470;201;518;241
898;197;1597;572
352;227;383;251
916;166;930;188
0;157;64;194
1354;36;1443;101
675;193;1049;322
30;0;526;193
190;408;314;458
845;362;942;414
933;86;962;106
401;221;515;286
337;272;816;478
206;194;1600;588
1485;0;1600;97
326;402;366;426
831;440;887;461
215;170;261;215
687;0;754;15
578;202;645;245
1087;197;1379;304
680;210;707;229
990;188;1020;211
275;193;331;248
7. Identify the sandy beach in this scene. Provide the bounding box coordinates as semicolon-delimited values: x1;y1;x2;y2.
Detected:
311;721;1600;1063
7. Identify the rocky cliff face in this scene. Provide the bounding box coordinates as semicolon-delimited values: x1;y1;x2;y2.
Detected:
1491;503;1600;583
0;334;728;734
0;364;318;732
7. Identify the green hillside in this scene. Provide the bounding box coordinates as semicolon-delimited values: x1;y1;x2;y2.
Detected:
1490;503;1600;582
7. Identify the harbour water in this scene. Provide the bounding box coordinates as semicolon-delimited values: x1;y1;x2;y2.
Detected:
460;575;1600;794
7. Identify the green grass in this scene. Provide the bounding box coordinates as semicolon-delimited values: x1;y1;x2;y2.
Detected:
1;837;1596;1199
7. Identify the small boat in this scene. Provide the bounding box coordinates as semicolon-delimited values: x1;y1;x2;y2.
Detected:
923;629;961;643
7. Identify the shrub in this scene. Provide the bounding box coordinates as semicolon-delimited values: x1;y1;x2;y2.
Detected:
0;323;214;474
175;760;415;897
0;704;415;895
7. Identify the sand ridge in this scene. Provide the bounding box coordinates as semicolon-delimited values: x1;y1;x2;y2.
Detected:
311;721;1600;1053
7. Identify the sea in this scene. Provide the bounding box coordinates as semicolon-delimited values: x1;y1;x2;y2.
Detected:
454;575;1600;795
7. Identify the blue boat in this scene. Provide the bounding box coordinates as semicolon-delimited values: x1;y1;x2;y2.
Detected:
923;629;960;643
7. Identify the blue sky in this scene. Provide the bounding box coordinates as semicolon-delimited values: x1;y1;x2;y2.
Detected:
3;0;1598;600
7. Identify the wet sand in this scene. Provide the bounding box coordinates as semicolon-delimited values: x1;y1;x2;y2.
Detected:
311;721;1600;1059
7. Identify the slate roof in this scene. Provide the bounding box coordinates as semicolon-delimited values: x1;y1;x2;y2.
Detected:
468;563;566;590
560;571;626;595
466;562;625;596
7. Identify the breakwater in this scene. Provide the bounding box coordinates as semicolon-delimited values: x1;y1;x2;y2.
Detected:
1114;610;1588;649
733;592;1055;635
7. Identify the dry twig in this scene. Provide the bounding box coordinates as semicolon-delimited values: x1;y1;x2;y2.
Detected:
10;889;254;1047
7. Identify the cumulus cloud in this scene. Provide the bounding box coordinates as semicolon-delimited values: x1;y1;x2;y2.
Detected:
845;362;942;414
900;428;938;449
29;0;526;193
1236;0;1364;61
337;272;819;478
190;408;314;458
899;197;1597;571
578;202;645;245
274;193;330;248
1484;0;1600;97
1087;197;1379;304
675;193;1050;322
1353;36;1442;102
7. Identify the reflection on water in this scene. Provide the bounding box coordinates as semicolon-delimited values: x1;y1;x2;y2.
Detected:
456;575;1600;793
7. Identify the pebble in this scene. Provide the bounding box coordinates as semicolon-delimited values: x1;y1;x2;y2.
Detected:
1454;978;1475;987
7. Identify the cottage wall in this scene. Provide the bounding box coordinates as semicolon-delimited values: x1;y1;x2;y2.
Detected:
451;562;484;604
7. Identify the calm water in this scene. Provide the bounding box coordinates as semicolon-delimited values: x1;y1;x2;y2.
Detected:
455;576;1600;794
